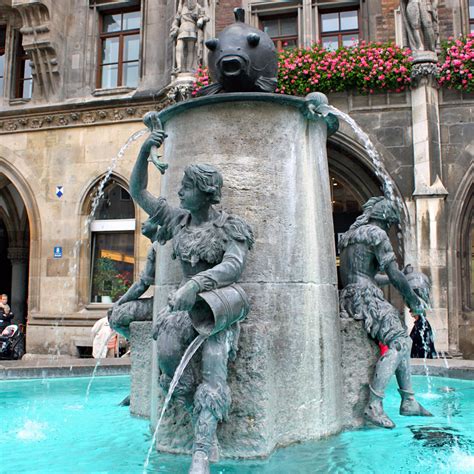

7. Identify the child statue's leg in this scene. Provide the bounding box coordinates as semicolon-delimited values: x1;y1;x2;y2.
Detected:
365;339;405;429
395;339;432;417
190;330;231;474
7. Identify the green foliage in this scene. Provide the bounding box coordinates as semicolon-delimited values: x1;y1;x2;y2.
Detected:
92;258;132;302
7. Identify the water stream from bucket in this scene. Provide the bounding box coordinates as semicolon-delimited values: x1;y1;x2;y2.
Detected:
143;334;207;473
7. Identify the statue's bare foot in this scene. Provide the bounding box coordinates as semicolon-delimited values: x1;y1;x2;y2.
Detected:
400;399;433;417
189;451;210;474
364;400;395;429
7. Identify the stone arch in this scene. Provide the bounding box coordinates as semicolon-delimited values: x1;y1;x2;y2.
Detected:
327;131;409;304
75;171;138;307
328;131;410;226
447;163;474;356
0;152;41;313
328;130;411;257
77;171;135;217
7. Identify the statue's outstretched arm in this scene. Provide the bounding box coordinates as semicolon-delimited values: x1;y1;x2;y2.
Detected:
385;261;424;313
116;280;149;306
129;130;166;216
374;273;390;287
115;243;155;305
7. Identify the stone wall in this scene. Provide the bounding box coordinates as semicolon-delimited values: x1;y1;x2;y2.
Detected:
0;118;160;354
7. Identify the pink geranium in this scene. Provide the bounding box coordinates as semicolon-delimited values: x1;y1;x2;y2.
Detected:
438;34;474;92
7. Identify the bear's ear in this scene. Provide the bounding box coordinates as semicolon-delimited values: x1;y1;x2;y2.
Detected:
247;33;260;47
205;38;219;51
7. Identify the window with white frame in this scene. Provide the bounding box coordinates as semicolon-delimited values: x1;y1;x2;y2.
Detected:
90;182;135;304
320;8;359;50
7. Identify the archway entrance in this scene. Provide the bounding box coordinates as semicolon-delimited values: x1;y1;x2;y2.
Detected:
0;174;30;332
458;184;473;358
328;144;383;288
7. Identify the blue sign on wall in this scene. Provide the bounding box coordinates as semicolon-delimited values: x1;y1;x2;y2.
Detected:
53;246;63;259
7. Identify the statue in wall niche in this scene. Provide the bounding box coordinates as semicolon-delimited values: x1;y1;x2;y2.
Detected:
198;8;278;95
171;0;210;74
338;197;433;429
401;0;439;52
129;126;254;474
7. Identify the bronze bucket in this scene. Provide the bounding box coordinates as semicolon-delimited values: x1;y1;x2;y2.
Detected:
189;284;250;336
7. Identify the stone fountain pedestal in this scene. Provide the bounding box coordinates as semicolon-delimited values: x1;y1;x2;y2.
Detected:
130;93;343;458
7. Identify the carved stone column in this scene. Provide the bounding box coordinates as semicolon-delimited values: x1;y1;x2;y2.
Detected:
7;246;29;325
12;0;65;101
409;52;449;352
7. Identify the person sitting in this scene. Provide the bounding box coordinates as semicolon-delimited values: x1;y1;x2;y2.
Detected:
0;294;13;332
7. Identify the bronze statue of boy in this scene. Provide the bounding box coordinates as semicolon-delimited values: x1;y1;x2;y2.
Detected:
129;126;254;474
339;197;432;429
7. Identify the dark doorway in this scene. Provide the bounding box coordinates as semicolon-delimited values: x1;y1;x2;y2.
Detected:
0;220;12;297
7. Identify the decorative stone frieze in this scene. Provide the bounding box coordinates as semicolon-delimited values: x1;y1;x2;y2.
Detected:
0;99;173;134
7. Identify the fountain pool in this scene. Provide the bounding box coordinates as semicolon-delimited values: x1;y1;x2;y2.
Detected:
3;375;472;473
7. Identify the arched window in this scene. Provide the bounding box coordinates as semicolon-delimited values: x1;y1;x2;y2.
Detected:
89;181;135;304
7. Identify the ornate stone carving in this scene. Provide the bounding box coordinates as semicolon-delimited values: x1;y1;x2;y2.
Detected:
0;99;173;134
167;83;194;102
12;0;62;99
170;0;210;76
411;57;440;87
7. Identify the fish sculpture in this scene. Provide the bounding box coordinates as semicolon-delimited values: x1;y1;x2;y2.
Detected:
198;8;278;95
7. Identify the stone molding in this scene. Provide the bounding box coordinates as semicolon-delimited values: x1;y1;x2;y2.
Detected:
7;246;29;263
0;99;174;133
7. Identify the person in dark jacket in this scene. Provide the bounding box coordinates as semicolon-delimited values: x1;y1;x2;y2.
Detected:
410;313;437;358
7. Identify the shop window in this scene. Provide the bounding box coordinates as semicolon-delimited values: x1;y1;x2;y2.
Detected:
260;13;298;49
97;7;141;89
13;33;32;99
470;0;474;33
90;183;135;304
320;8;359;50
0;26;5;95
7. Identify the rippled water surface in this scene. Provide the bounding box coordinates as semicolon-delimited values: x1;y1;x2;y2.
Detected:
2;375;472;473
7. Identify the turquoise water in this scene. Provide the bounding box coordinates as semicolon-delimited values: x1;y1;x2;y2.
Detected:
2;375;473;473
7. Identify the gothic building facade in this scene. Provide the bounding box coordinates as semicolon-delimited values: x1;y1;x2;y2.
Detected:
0;0;472;357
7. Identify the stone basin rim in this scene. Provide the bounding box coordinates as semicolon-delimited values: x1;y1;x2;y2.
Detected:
157;92;339;135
